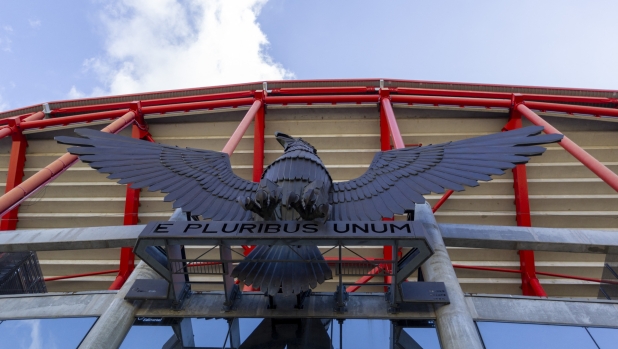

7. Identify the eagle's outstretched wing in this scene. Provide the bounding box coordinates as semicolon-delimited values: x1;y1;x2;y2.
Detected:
330;126;563;220
56;129;257;221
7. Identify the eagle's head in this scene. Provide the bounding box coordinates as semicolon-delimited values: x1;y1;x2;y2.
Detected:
275;132;317;154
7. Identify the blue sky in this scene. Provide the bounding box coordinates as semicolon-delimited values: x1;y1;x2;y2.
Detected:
1;0;617;112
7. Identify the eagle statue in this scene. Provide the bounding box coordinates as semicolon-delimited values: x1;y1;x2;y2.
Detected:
56;126;563;295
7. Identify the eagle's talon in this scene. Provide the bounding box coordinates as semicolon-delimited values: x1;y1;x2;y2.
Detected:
287;192;300;209
238;179;282;220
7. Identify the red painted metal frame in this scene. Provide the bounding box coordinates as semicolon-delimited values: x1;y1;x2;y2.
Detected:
453;264;618;285
265;95;378;105
526;101;618;118
346;266;382;293
0;130;28;230
142;97;254;116
0;82;616;294
0;111;46;139
379;90;405;149
390;94;512;109
44;269;120;282
432;190;454;213
3;91;618;142
109;123;154;291
517;103;618;192
0;112;51;230
241;92;266;259
242;92;266;290
19;109;129;130
392;87;618;105
0;110;138;218
222;100;263;155
51;91;255;115
375;89;406;291
504;101;547;297
252;91;266;182
271;86;375;95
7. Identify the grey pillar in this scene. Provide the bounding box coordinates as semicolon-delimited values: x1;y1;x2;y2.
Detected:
80;209;186;349
415;203;483;349
78;261;162;349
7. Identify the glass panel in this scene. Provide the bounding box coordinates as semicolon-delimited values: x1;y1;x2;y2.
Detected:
477;322;598;349
0;317;97;349
402;327;441;349
239;318;262;343
120;325;175;349
330;319;390;349
121;317;279;348
192;318;232;348
586;327;618;349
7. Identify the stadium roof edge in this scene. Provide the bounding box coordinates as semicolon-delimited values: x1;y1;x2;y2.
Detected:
2;78;618;119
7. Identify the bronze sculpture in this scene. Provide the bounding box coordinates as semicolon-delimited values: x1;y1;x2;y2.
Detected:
57;125;562;294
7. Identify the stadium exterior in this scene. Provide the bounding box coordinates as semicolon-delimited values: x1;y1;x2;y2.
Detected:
0;78;617;348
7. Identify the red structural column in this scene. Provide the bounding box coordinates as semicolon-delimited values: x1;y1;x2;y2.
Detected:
0;110;137;217
242;92;266;291
517;103;618;192
252;91;266;182
379;89;397;290
0;120;28;230
110;105;152;290
504;97;547;297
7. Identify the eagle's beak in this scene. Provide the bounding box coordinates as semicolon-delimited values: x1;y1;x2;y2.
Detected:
275;132;294;148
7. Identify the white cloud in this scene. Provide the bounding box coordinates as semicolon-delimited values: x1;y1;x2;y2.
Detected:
80;0;292;97
27;320;41;349
3;25;13;32
67;86;86;99
28;19;41;28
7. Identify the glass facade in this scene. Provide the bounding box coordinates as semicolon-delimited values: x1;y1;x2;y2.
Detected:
0;317;97;349
121;317;441;348
477;322;618;349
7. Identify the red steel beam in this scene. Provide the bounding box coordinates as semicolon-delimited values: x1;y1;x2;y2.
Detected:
271;86;376;95
393;87;618;105
264;95;378;105
452;264;618;285
0;111;46;139
390;94;512;108
240;92;266;275
19;109;129;130
44;269;120;282
0;110;137;218
526;101;618;118
142;97;254;115
0;129;28;230
214;98;265;290
432;189;454;213
252;92;266;182
517;103;618;192
346;266;382;293
0;112;34;125
52;91;255;115
380;90;405;149
324;257;379;262
110;123;154;291
504;103;546;297
222;99;263;155
2;97;250;135
9;94;618;139
393;93;618;119
379;89;405;289
0;112;48;229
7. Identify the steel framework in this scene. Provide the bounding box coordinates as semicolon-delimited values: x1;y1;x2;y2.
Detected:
0;79;617;295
